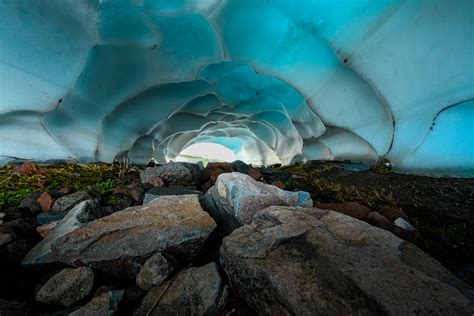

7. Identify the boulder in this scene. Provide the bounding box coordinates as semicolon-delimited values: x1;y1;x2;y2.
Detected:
13;161;45;176
220;206;474;315
143;187;202;204
203;172;312;234
22;200;96;267
140;162;203;188
70;290;124;316
36;267;94;307
314;201;371;220
51;191;92;215
136;253;177;291
134;262;228;315
231;160;251;174
36;212;65;225
52;195;216;279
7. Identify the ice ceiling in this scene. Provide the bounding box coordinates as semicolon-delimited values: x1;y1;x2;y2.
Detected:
1;0;473;176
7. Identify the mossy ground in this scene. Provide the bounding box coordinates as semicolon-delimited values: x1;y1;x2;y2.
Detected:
0;162;126;206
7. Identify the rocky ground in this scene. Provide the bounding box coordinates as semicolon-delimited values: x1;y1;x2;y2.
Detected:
0;160;473;315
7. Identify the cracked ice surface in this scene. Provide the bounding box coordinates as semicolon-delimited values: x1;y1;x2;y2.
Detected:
0;0;473;176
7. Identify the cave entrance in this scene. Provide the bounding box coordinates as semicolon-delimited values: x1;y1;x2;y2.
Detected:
175;142;237;165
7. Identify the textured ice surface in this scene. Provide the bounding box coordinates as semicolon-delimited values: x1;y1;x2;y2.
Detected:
0;0;473;176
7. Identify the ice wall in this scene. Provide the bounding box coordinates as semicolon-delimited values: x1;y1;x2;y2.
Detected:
0;0;473;176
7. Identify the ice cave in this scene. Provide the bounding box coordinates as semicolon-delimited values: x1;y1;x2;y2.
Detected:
1;0;472;176
1;1;474;315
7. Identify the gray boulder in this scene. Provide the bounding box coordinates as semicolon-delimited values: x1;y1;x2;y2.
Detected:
134;262;228;316
51;191;92;215
35;267;94;307
143;187;202;204
140;162;203;188
52;195;216;279
203;172;312;234
22;200;97;267
70;290;124;316
136;253;177;290
220;206;474;315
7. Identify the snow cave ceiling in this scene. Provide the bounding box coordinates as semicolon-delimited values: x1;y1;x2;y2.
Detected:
0;0;473;176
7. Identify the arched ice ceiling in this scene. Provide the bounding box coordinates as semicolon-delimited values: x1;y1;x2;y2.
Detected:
0;0;473;176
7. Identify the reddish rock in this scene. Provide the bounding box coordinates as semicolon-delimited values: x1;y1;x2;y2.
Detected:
366;211;395;231
210;168;225;182
37;221;60;238
149;176;165;187
37;192;54;213
247;168;262;180
13;162;46;176
272;180;286;189
378;207;406;222
314;202;371;220
206;162;233;172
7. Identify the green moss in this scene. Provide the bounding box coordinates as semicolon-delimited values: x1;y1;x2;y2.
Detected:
0;162;125;206
281;162;396;209
371;165;393;174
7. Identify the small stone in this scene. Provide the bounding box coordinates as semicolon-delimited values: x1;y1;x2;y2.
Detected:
366;211;395;232
149;176;165;187
136;253;176;290
0;232;15;246
19;192;43;215
36;221;60;238
35;267;94;307
394;218;416;231
51;191;92;215
37;192;54;213
70;290;124;316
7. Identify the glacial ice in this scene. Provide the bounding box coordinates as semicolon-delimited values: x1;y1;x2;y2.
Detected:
0;0;473;176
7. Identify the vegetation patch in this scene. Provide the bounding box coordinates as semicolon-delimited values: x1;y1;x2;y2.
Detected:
0;162;125;206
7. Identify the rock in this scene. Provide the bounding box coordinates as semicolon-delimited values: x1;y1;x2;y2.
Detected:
143;187;202;204
13;161;46;176
36;267;94;307
1;207;31;221
36;221;60;238
22;200;96;267
4;217;38;239
52;195;216;279
70;290;124;316
210;168;225;182
136;253;176;291
51;191;92;215
149;176;165;187
140;162;203;188
272;180;286;189
6;239;31;261
37;192;54;213
314;201;371;220
366;211;395;231
395;217;416;231
231;160;251;174
37;212;65;225
203;172;312;234
0;299;30;316
0;229;16;246
19;192;43;215
378;206;406;221
134;262;227;316
247;167;262;180
220;206;474;315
